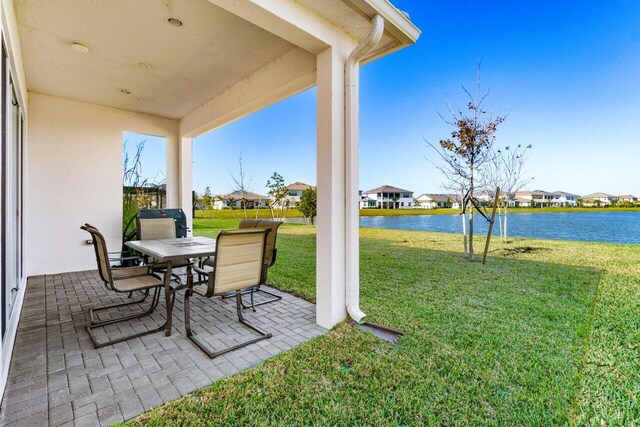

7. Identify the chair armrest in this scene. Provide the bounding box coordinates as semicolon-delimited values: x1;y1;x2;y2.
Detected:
198;256;214;268
191;265;210;276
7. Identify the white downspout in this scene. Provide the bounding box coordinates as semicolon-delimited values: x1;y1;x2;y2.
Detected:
345;14;384;323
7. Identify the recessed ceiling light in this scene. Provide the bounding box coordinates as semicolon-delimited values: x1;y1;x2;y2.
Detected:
120;89;131;95
70;42;89;54
167;17;183;27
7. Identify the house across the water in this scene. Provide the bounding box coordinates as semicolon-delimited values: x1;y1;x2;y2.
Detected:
515;190;555;207
361;185;414;209
550;191;580;207
618;194;638;203
582;192;619;206
514;190;579;207
415;193;459;209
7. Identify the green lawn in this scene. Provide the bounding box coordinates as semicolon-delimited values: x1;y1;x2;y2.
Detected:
125;219;640;426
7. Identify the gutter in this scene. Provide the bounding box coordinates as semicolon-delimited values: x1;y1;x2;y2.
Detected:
344;14;384;323
345;0;420;48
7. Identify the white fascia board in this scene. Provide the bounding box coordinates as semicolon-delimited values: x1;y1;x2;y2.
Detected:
208;0;356;54
210;0;418;56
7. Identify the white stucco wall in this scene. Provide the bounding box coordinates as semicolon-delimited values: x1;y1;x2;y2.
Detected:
26;93;179;276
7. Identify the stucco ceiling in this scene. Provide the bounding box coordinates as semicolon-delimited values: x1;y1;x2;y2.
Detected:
15;0;297;119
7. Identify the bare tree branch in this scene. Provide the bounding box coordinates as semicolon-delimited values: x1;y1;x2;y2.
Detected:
228;153;253;220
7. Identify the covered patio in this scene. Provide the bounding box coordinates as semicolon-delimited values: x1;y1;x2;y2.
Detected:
0;271;325;425
0;0;419;422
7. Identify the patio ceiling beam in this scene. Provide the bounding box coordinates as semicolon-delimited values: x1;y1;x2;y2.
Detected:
207;0;356;55
179;47;315;138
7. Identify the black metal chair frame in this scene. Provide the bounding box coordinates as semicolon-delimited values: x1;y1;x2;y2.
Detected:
184;229;272;358
82;224;169;348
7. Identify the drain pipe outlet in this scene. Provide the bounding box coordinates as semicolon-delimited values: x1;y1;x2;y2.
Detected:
345;14;384;323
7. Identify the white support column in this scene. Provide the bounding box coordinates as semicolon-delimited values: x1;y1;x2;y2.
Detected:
316;46;349;329
178;136;193;236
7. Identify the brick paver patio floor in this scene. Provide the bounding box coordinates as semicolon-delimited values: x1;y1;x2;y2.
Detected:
0;270;325;426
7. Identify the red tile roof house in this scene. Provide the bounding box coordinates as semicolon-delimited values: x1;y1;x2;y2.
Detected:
512;196;532;207
0;0;420;424
284;181;315;204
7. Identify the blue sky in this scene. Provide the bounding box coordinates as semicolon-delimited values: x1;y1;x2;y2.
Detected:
132;1;640;197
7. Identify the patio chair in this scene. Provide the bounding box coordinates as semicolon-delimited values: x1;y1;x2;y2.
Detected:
81;224;166;348
241;219;284;310
139;217;176;240
185;228;272;358
201;219;283;311
121;208;189;267
138;217;192;282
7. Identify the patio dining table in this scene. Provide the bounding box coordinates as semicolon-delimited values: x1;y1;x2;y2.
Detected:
125;236;216;336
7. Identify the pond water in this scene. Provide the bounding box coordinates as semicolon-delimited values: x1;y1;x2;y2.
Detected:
360;211;640;244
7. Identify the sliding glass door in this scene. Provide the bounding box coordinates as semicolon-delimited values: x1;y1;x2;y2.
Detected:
1;40;24;338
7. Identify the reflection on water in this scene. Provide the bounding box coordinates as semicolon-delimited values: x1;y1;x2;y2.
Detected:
360;212;640;244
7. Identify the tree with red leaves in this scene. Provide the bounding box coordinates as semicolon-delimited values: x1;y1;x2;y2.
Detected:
426;65;505;260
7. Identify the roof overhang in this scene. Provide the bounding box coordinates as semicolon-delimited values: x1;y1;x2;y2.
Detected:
15;0;420;136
